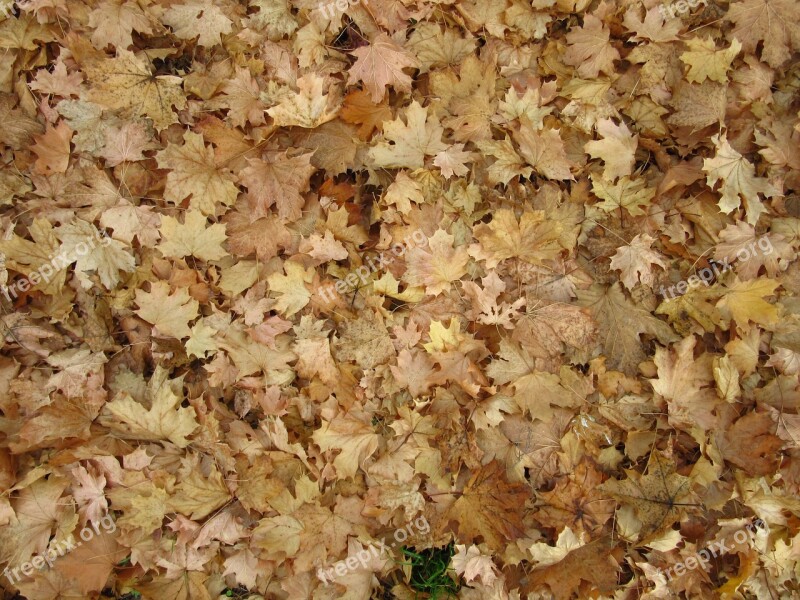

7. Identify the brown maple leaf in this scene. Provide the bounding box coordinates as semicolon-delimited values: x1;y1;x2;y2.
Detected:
347;33;420;102
445;461;529;551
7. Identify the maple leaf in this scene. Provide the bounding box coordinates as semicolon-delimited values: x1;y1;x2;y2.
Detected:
312;410;380;478
390;348;437;397
102;366;199;447
703;133;778;225
31;121;73;175
240;150;316;221
591;174;656;216
469;208;564;269
224;206;291;260
163;0;233;47
0;477;71;566
536;461;615;535
513;121;574;180
267;261;314;317
369;100;448;169
100;201;161;246
714;222;793;279
431;146;472;182
216;66;265;127
267;73;341;128
293;316;340;385
529;526;587;568
727;0;800;68
514;301;597;360
156;131;239;216
169;457;232;520
246;0;298;38
584;118;638;181
667;80;727;128
157;209;228;262
347;33;419;102
452;544;499;586
403;229;469;296
609;234;666;290
716;277;780;327
55;219;136;290
88;0;155;50
476;136;533;185
340;89;393;138
680;37;742;84
134;281;200;338
650;335;720;430
99;121;154;166
564;14;620;78
623;5;682;42
71;465;108;525
487;339;586;421
598;450;697;542
333;310;396;369
525;538;620;600
135;572;211;600
302;120;361;175
446;461;529;551
716;409;782;476
53;529;127;595
578;283;679;374
83;50;187;130
462;271;525;328
0;217;65;295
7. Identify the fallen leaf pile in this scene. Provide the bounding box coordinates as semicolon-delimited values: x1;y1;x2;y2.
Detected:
0;0;799;598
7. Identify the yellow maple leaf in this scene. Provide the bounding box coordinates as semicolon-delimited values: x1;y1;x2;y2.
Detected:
369;100;448;169
134;281;199;338
609;234;666;290
83;50;187;130
584;118;638;181
591;174;655;216
717;277;780;327
55;220;136;290
476;136;533;185
102;365;199;447
0;218;65;295
156;131;239;216
266;73;341;128
513;121;574;180
469;208;564;269
169;458;231;520
404;229;469;295
680;37;741;84
312;411;379;478
267;261;314;317
703;133;778;225
157;209;228;262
